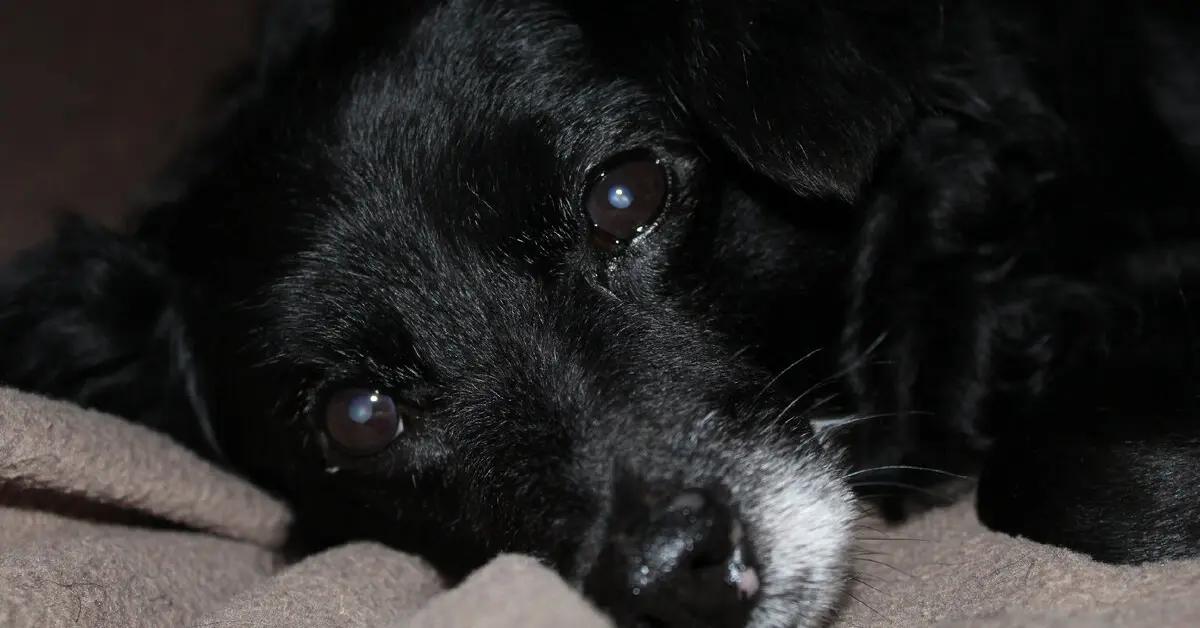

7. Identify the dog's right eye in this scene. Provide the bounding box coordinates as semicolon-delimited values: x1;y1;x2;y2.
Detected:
585;152;669;245
322;388;409;456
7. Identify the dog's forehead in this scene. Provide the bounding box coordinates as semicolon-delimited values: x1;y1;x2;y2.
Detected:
268;1;669;372
312;1;672;239
330;2;666;177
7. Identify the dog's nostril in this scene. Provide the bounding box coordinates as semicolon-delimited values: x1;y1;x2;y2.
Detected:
584;485;758;628
660;490;734;572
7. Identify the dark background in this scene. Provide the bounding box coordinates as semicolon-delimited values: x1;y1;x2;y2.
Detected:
0;1;261;259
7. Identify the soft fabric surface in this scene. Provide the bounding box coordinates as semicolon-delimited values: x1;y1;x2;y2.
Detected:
0;386;1198;627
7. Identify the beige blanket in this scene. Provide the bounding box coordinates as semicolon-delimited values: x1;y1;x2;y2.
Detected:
1;386;1197;628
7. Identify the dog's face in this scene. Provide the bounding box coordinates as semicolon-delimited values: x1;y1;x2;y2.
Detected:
14;2;1200;623
78;1;937;626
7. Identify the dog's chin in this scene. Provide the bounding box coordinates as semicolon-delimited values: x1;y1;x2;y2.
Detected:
729;439;856;628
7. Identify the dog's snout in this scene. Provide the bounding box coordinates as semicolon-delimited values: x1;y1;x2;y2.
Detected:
584;484;760;628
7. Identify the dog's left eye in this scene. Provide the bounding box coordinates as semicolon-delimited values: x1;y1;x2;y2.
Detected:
322;388;408;456
585;153;668;242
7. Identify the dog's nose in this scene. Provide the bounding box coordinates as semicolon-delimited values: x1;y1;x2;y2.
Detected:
584;485;760;628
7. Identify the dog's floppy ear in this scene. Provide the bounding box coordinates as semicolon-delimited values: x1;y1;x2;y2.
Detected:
575;1;951;200
662;2;948;200
0;217;216;457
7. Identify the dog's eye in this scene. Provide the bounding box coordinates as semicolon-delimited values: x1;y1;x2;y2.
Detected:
585;154;668;242
323;388;407;456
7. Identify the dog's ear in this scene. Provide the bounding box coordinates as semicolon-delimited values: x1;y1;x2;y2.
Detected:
672;2;931;199
572;1;947;200
664;3;949;201
0;217;216;457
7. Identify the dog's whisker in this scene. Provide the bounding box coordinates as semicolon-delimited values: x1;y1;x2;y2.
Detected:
849;548;892;559
843;330;890;377
783;373;840;407
846;569;886;582
774;353;902;419
848;575;889;596
809;411;895;433
842;465;976;482
773;388;829;426
772;376;845;427
750;347;823;406
850;480;961;504
853;557;915;579
775;393;843;437
854;536;934;543
845;591;888;620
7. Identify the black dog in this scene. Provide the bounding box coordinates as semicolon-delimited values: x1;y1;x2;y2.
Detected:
3;1;1200;626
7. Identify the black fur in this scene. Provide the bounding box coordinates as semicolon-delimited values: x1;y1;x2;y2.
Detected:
3;1;1200;626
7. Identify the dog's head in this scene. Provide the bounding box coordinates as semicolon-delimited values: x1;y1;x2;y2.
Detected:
3;1;960;626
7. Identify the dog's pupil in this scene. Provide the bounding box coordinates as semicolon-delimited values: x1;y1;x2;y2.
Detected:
348;393;383;424
608;184;634;210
